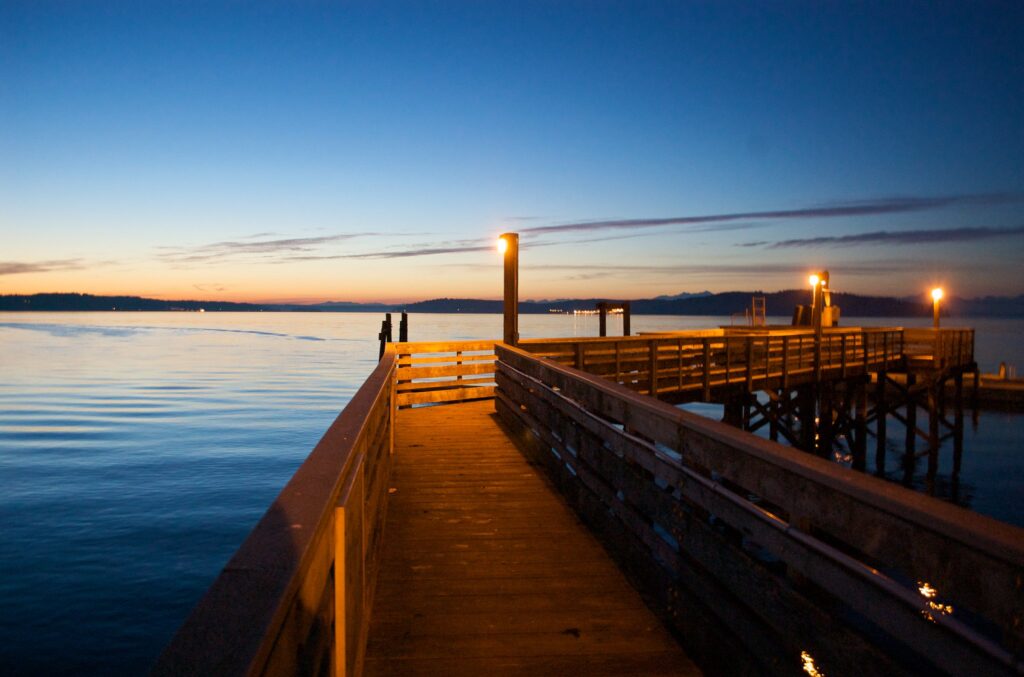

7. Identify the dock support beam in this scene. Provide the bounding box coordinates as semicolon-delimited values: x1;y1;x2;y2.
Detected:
903;374;917;484
875;371;887;475
852;378;868;471
501;232;519;346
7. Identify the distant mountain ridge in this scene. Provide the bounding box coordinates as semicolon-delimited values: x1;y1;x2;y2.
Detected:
2;291;1022;317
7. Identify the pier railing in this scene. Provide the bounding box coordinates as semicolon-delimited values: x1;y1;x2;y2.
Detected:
154;347;398;676
495;342;1023;675
153;340;498;676
394;340;496;407
903;328;976;371
520;328;905;399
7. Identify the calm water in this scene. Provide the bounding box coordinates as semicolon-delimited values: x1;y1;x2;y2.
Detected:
1;312;1021;675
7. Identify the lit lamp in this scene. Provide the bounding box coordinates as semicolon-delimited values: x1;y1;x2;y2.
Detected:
499;233;519;345
931;287;943;329
808;272;827;328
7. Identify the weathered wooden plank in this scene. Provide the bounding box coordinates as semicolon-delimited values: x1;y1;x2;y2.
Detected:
392;340;496;353
396;385;496;407
364;400;697;675
396;362;496;379
398;353;496;365
394;375;495;393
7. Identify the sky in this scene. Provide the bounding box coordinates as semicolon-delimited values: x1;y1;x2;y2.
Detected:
2;1;1023;303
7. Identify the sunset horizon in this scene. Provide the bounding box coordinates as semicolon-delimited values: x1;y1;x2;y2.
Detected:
4;4;1023;303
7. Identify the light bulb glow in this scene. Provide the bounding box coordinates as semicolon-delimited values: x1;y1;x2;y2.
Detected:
497;237;508;255
809;274;820;287
931;288;943;302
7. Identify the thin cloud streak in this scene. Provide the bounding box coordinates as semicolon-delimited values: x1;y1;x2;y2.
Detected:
339;223;766;260
444;258;947;277
0;259;90;276
520;193;1017;235
158;232;381;265
343;244;495;259
760;225;1024;248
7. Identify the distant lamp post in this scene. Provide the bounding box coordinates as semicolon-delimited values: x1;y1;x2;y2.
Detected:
499;233;519;345
931;287;944;329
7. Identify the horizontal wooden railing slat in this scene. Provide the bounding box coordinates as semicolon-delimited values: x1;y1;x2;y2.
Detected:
393;340;497;407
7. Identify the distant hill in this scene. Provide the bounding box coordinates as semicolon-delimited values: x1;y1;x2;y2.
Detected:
652;290;713;301
0;293;267;312
2;291;1022;317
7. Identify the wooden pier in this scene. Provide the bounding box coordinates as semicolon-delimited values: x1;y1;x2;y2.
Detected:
155;329;1024;677
364;400;698;675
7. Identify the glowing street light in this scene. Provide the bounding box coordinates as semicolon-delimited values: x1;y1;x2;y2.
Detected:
809;274;820;288
931;287;944;329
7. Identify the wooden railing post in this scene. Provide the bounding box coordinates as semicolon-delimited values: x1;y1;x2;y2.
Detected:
782;337;790;390
702;339;711;400
648;339;658;396
745;338;754;392
841;334;848;379
501;232;519;346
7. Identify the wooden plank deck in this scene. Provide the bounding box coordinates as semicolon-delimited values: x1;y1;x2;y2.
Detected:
364;400;700;676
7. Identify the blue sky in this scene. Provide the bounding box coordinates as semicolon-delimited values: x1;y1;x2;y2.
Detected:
2;1;1022;302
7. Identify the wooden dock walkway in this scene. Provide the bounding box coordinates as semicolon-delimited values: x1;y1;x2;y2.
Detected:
364;400;699;676
155;335;1024;677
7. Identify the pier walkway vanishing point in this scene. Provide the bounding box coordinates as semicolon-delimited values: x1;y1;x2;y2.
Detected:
155;329;1024;677
364;401;698;675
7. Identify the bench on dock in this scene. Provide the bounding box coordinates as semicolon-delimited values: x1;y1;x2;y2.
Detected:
154;332;1023;677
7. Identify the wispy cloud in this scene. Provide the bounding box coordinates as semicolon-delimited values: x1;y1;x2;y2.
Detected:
519;193;1017;236
336;223;767;261
0;259;90;276
756;225;1024;249
343;244;495;259
324;193;1016;261
158;232;381;265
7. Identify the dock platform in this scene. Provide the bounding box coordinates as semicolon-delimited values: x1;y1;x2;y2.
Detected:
155;333;1024;677
365;401;699;676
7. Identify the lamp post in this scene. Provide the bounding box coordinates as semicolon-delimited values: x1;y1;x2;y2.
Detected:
931;287;943;330
499;233;519;345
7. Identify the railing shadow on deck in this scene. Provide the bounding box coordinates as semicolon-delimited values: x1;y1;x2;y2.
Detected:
495;342;1022;677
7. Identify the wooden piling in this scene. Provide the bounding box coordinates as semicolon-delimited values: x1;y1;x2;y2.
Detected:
903;374;917;482
875;371;888;475
501;232;519;346
853;378;868;471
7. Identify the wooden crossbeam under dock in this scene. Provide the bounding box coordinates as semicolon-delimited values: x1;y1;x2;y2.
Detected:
364;401;699;676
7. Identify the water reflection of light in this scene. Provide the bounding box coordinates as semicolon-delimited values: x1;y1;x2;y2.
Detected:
917;581;954;622
801;650;825;676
